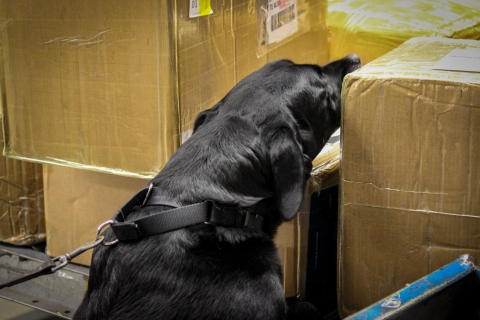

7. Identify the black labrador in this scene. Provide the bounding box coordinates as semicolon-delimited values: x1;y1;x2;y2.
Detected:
73;55;361;320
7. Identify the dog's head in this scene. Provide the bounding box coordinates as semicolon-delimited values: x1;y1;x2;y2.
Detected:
191;55;361;222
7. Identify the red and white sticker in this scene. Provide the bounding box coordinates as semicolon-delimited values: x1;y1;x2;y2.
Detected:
267;0;298;44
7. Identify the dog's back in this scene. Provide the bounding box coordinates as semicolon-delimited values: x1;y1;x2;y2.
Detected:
75;227;286;319
74;55;361;320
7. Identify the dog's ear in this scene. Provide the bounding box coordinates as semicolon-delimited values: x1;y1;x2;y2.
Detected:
193;102;222;133
269;128;309;221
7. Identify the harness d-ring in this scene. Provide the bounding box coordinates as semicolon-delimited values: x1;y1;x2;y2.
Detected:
96;220;119;246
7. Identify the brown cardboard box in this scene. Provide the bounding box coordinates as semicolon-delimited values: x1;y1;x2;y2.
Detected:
0;128;44;245
1;0;329;179
43;165;149;265
338;37;480;317
44;164;322;298
0;10;45;245
328;0;480;65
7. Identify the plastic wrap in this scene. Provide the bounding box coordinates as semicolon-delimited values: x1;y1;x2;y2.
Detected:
328;0;480;64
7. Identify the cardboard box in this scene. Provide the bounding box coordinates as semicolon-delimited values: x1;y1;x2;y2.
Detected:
0;128;44;246
327;0;480;64
44;164;323;298
338;37;480;317
1;0;329;179
0;18;45;246
43;165;149;265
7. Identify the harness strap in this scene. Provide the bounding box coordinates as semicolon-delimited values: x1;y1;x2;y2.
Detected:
109;185;264;241
0;185;264;290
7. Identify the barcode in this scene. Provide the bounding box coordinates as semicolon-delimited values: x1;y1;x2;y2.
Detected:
271;4;296;32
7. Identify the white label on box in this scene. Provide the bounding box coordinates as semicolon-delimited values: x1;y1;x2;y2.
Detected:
267;0;298;44
433;49;480;73
189;0;213;18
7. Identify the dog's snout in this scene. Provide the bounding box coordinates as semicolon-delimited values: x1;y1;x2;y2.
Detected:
343;54;362;75
346;54;361;65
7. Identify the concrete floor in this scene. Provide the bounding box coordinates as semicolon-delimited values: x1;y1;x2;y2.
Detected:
0;298;61;320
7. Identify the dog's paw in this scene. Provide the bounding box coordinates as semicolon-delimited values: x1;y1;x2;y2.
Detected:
285;297;323;320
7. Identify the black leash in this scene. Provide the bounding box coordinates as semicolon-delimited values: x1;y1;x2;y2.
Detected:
0;260;56;290
0;183;263;289
0;234;105;290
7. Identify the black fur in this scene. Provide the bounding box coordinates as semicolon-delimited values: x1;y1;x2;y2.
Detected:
74;55;361;320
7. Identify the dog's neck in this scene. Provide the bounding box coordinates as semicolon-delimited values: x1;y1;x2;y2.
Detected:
141;175;281;239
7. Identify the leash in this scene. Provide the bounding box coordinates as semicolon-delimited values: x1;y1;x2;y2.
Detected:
0;183;263;289
0;229;105;290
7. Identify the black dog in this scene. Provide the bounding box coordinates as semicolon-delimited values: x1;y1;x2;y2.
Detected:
73;55;361;320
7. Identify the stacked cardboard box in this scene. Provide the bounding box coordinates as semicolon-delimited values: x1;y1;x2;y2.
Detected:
339;37;480;317
0;130;44;246
0;0;329;179
0;16;45;245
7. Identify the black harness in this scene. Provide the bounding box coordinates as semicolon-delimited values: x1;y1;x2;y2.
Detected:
109;184;264;243
0;183;264;290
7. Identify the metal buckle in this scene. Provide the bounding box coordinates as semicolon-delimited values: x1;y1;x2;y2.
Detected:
141;183;154;207
243;212;252;227
243;212;263;230
97;220;119;246
50;234;106;272
204;201;214;225
205;201;263;230
51;255;69;272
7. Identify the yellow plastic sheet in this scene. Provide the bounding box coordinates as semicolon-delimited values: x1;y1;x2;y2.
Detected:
328;0;480;64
